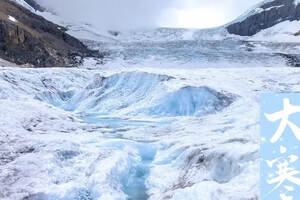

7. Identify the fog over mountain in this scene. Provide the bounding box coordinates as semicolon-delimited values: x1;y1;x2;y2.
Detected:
36;0;263;30
36;0;180;30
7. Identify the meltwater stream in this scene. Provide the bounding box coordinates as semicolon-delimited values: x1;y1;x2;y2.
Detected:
120;142;157;200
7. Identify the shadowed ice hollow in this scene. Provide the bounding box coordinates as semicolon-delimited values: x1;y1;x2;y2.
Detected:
35;71;234;119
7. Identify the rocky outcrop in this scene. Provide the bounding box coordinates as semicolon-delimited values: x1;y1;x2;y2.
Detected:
0;0;96;67
227;0;300;36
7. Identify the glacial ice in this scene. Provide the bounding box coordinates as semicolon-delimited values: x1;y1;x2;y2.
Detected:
0;67;244;200
34;71;233;120
146;86;233;117
1;37;300;199
1;1;299;199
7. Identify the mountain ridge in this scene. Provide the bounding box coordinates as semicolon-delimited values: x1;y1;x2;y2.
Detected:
227;0;300;36
0;0;97;67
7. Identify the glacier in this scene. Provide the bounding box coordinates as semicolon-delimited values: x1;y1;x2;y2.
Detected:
1;3;300;199
1;63;300;200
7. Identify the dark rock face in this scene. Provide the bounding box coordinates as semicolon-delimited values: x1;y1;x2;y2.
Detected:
24;0;45;11
227;0;300;36
0;0;96;67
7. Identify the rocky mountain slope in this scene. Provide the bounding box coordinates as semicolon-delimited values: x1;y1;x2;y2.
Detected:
227;0;300;36
0;0;96;67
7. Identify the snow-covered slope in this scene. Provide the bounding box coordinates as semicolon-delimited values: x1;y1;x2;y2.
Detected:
227;0;300;36
229;0;278;24
10;0;35;12
251;20;300;42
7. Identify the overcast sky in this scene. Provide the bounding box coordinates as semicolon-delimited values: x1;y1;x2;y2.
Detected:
162;0;263;28
38;0;263;30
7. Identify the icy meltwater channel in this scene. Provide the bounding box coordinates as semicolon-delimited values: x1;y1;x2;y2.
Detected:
37;71;233;125
0;69;236;200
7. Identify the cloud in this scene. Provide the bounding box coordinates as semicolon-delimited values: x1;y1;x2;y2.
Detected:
37;0;264;30
37;0;181;30
161;0;263;28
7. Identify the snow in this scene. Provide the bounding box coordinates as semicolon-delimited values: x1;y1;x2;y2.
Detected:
1;1;300;199
2;60;300;199
7;15;17;23
34;2;300;44
264;4;284;11
251;20;300;42
37;11;119;42
9;0;35;12
34;9;300;48
228;0;276;24
38;71;232;118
